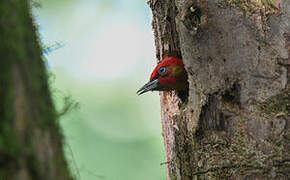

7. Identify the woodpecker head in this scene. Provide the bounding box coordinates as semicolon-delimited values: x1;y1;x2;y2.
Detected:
137;56;188;95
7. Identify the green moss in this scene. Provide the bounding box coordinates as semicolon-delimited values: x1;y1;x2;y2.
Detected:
0;54;20;168
226;0;280;16
191;103;290;179
0;0;72;179
0;60;20;180
258;90;290;116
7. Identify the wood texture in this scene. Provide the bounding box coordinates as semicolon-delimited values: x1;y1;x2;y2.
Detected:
148;0;290;179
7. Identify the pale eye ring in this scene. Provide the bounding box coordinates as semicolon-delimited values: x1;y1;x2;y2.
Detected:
158;66;167;75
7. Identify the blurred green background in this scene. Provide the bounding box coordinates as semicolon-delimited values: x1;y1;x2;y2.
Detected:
33;0;166;180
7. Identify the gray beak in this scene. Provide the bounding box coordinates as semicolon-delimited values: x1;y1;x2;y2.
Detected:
137;78;159;95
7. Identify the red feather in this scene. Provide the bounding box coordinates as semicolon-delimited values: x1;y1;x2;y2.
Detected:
137;56;187;95
150;57;185;81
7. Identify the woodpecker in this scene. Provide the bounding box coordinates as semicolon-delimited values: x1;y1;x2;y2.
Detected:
137;56;188;95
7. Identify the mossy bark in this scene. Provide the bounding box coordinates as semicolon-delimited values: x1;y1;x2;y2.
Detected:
148;0;290;179
0;0;72;179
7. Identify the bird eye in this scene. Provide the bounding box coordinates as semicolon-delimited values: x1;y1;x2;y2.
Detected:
158;66;167;75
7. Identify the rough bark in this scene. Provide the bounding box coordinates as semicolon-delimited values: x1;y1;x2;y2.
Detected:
148;0;290;179
0;0;72;179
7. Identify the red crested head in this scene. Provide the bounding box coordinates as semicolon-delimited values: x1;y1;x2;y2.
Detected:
137;56;188;95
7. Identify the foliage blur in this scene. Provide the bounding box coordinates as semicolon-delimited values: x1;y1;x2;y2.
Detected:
33;0;166;179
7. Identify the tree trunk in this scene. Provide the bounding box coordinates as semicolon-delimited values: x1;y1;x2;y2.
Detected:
0;0;72;179
148;0;290;179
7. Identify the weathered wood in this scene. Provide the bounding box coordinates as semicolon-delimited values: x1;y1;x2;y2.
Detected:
148;0;290;179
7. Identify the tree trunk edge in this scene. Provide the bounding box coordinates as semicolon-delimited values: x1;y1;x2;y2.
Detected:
149;0;290;179
0;1;72;179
